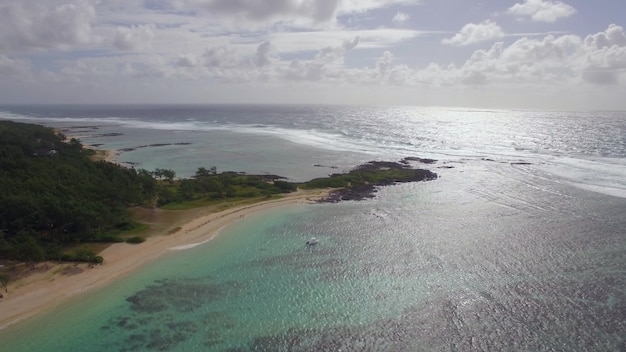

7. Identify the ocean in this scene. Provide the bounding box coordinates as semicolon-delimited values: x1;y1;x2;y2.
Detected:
0;105;624;351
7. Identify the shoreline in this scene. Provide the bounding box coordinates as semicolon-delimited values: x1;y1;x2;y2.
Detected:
0;188;330;331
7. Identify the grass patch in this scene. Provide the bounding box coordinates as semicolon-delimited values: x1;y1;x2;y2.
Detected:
125;236;145;244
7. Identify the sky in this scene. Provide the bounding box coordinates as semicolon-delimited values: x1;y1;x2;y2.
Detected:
1;0;625;110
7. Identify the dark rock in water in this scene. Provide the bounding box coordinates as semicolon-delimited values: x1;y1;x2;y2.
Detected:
400;156;437;164
61;125;100;131
118;142;192;152
323;184;377;202
318;162;438;203
355;160;408;170
93;132;124;137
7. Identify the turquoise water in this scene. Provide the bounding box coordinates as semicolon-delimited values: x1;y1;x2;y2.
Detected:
0;105;624;350
4;204;425;351
3;161;625;351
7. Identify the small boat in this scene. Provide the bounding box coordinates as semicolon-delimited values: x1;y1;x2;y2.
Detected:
306;237;319;246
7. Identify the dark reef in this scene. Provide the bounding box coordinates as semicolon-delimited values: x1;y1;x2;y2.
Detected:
316;159;438;203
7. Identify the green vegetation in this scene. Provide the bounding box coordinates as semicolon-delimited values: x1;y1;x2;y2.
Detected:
0;121;437;265
60;247;104;264
155;168;296;207
0;121;156;263
302;161;438;189
0;272;10;293
0;121;299;264
125;236;146;244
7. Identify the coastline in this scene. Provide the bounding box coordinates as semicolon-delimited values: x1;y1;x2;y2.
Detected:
0;188;330;331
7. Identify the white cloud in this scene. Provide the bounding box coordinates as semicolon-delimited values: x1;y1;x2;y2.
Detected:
176;53;201;68
315;37;359;64
0;0;97;54
338;0;421;14
392;12;410;24
457;34;583;84
0;55;33;81
28;25;626;96
254;41;273;67
581;24;626;85
584;24;626;49
174;0;422;29
202;45;243;69
269;29;425;53
0;0;623;109
182;0;341;27
426;25;626;87
112;24;156;51
442;20;505;46
507;0;576;23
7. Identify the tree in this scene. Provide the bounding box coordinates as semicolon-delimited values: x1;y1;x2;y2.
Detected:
194;167;210;178
0;273;9;293
194;166;217;178
68;138;82;149
161;169;176;183
0;121;158;263
18;237;46;269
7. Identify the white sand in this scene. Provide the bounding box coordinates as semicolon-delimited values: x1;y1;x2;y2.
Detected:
0;189;329;330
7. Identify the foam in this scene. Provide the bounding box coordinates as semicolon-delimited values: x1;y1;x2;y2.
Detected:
537;156;626;199
0;110;372;154
3;108;625;199
168;237;215;251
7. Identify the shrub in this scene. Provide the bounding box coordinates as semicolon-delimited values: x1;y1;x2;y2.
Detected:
125;236;145;244
62;247;103;263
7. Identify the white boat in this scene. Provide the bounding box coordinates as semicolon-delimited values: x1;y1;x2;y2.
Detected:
306;237;319;246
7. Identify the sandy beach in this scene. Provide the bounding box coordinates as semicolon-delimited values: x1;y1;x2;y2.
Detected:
0;189;329;331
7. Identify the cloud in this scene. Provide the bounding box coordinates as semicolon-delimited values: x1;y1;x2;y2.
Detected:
1;1;622;109
392;12;410;24
0;55;33;81
507;0;576;23
112;24;156;51
269;29;425;53
176;53;201;67
185;0;341;26
428;24;626;87
20;24;626;93
584;24;626;49
456;34;582;84
202;45;241;69
254;41;273;67
34;26;624;92
442;20;505;46
315;37;359;63
581;24;626;85
338;0;422;14
0;0;97;54
272;37;360;82
178;0;422;29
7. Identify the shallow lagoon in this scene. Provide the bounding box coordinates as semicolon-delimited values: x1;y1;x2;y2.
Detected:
3;159;625;351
